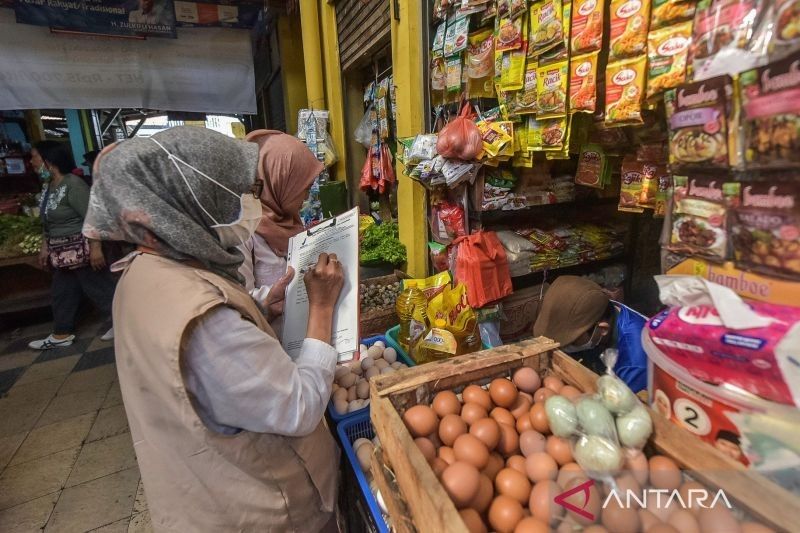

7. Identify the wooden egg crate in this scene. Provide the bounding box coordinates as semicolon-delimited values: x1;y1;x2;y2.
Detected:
368;337;799;533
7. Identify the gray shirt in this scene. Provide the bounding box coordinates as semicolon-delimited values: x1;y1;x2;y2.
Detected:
42;174;90;238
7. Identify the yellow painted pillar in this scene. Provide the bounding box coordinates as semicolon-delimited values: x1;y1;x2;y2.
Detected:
278;15;308;135
318;0;347;181
391;0;428;278
299;0;325;109
24;110;45;143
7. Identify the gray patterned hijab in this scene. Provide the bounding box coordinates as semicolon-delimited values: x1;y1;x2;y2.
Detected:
83;126;259;283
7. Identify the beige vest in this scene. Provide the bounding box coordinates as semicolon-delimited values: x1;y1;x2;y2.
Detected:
114;253;339;532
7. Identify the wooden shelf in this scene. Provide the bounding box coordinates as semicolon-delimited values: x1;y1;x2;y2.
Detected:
510;254;626;291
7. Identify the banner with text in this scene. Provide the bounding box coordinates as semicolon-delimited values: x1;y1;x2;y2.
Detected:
174;1;260;28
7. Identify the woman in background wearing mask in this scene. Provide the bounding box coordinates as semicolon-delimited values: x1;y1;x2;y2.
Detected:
28;141;115;350
84;127;343;532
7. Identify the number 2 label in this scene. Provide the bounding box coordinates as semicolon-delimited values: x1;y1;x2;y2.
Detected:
674;398;712;436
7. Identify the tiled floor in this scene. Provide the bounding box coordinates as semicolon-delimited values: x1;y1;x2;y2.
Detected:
0;319;151;533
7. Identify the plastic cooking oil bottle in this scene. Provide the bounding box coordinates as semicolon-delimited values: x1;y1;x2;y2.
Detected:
395;281;428;351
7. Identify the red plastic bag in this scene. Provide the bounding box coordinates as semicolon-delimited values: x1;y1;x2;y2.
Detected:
436;103;483;160
378;143;395;194
454;231;513;308
360;147;375;192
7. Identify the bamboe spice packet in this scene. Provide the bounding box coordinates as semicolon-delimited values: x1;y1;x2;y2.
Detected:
665;75;733;170
732;183;800;279
575;143;607;188
513;61;538;115
647;21;692;98
444;16;470;57
536;60;569;118
669;175;740;260
740;51;800;169
497;15;524;51
605;56;647;126
571;0;604;54
650;0;696;30
609;0;652;61
569;51;599;113
530;0;564;57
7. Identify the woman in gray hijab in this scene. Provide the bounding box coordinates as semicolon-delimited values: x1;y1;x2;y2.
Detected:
84;127;342;533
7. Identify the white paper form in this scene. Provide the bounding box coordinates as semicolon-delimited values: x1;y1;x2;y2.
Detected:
282;208;359;362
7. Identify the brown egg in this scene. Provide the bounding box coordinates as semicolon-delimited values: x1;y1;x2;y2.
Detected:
668;509;700;533
546;436;573;466
454;434;490;470
482;452;505;481
519;391;535;404
583;527;610;533
462;402;489;426
649;456;682;491
562;476;601;525
534;387;555;403
439;414;468;447
490;378;519;408
677;481;706;516
491;407;517;427
648;525;679;533
488;495;525;533
497;423;520;456
439;446;456;465
506;455;527;475
519;430;547;457
556;517;580;533
625;449;650;487
510;395;533;419
529;403;550;434
470;474;494;513
525;452;558;483
516;413;533;434
414;437;436;462
402;405;438;438
432;390;462;418
609;473;642;506
513;367;541;393
441;461;481;508
459;508;487;533
430;457;448;478
470;418;501;451
740;523;776;533
638;509;662;532
557;462;585;488
529;479;564;525
513;516;549;533
560;385;582;401
495;467;532;504
697;505;741;533
463;385;493;411
601;497;640;533
543;375;564;393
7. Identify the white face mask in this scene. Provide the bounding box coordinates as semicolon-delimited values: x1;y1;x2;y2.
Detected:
151;138;262;249
563;324;605;354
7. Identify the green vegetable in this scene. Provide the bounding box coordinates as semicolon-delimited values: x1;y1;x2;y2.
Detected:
0;214;42;259
360;222;407;266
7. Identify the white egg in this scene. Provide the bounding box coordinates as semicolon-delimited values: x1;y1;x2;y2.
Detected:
373;340;386;349
390;362;404;369
357;380;370;399
334;399;348;414
349;361;363;375
332;387;348;402
367;345;383;359
353;438;372;451
374;359;389;370
383;347;397;364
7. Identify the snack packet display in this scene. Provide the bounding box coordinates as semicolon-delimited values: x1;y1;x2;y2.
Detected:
569;51;599;113
536;59;569;118
732;183;800;280
407;134;439;164
647;21;693;98
575;143;609;188
605;56;647;126
650;0;696;30
610;0;652;60
571;0;605;54
444;16;470;56
739;50;800;169
530;0;565;57
497;15;524;51
669;175;740;260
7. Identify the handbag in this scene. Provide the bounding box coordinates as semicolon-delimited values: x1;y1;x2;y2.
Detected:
48;234;91;270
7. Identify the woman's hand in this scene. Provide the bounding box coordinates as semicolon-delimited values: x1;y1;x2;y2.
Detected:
38;239;49;269
263;267;294;322
89;240;106;271
303;253;344;344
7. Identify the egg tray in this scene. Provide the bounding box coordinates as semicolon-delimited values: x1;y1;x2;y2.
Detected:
367;337;799;533
327;335;415;425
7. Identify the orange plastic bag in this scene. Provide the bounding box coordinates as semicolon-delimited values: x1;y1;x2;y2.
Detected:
436;103;483;160
454;231;513;308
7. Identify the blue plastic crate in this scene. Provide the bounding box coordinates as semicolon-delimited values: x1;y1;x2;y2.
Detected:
327;335;414;424
337;412;389;533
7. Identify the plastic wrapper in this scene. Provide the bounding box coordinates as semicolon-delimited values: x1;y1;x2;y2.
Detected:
407;134;439;164
536;60;568;118
497;15;524;51
571;0;605;54
605;56;647;127
500;47;527;91
436;104;483;160
569;51;599;113
650;0;696;30
354;106;376;149
647;21;693;98
444;16;470;56
609;0;651;60
530;0;565;57
402;271;452;300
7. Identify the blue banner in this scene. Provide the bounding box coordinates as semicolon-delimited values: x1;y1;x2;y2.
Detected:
14;0;176;38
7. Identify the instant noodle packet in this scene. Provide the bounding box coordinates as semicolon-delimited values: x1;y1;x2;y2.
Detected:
569;51;599;112
538;0;572;63
531;0;565;57
647;21;693;98
536;59;569;118
771;0;800;60
571;0;604;54
610;0;651;60
650;0;696;30
605;56;647;126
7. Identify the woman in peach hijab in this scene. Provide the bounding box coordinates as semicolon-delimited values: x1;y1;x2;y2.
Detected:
238;130;324;295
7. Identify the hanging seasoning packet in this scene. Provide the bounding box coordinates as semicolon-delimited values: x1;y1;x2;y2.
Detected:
569;51;599;113
514;61;539;115
541;117;568;150
538;0;572;64
432;22;447;57
609;0;651;61
536;59;569;118
618;155;646;212
575;143;608;188
446;55;464;94
444;16;470;56
571;0;604;54
431;56;447;91
647;21;692;98
500;47;527;91
467;29;496;98
531;0;565;57
510;0;527;19
497;121;516;158
528;117;543;150
650;0;696;30
496;15;524;51
605;56;647;126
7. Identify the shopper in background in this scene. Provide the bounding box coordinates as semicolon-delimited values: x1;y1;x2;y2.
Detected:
84;127;342;533
533;275;648;391
28;141;115;350
237;130;323;300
